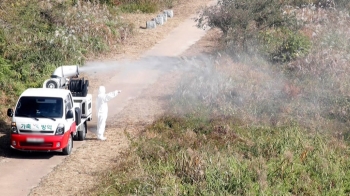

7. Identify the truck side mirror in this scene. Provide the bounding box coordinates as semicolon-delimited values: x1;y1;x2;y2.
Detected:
7;108;13;117
66;110;74;119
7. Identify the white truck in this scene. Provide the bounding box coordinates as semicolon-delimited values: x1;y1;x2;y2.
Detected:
6;65;92;155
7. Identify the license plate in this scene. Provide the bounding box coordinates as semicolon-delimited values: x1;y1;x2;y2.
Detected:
26;138;44;143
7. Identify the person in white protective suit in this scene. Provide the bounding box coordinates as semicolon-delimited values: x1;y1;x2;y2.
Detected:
96;86;121;140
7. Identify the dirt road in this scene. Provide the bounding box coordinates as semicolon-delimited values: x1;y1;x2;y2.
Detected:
0;1;215;195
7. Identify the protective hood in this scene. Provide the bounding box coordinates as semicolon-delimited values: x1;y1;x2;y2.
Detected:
98;86;106;95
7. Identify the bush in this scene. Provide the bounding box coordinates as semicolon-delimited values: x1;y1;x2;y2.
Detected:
196;0;303;61
260;28;311;62
0;57;23;95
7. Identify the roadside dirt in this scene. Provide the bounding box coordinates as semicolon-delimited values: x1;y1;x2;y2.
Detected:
28;0;219;195
94;0;210;61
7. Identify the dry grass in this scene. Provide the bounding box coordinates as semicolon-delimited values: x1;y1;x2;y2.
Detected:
93;114;350;195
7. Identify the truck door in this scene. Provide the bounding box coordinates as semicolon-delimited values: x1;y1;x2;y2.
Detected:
65;94;76;131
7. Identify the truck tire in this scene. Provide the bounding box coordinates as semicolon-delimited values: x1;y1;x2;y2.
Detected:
46;80;58;88
69;79;84;96
62;134;73;155
77;121;87;141
69;78;89;97
82;80;89;97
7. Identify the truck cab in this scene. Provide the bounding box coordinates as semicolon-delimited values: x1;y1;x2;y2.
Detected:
7;88;78;155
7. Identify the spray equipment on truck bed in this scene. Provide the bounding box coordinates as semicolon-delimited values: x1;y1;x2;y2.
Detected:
42;65;89;97
43;65;79;89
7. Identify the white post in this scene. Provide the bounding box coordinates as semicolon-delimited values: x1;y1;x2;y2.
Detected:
155;15;164;25
164;10;174;18
161;13;168;22
146;20;157;29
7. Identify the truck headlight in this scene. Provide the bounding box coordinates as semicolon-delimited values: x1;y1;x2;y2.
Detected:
55;123;65;135
11;122;18;134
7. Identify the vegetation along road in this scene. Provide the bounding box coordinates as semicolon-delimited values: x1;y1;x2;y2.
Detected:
1;0;350;195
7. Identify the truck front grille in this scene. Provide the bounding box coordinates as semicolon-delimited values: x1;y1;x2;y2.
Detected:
20;142;53;147
19;130;54;134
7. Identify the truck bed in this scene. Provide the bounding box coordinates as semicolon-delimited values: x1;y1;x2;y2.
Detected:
73;94;92;119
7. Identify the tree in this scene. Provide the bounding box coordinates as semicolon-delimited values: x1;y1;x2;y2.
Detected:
196;0;298;54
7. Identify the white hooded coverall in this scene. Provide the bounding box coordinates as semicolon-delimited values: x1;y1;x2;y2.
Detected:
96;86;120;139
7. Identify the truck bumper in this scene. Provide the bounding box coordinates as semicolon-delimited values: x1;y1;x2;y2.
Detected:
10;133;70;151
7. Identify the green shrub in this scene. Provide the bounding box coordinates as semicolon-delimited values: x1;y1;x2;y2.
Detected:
0;57;24;95
260;28;311;62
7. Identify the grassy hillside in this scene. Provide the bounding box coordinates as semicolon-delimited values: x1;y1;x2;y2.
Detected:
0;0;123;102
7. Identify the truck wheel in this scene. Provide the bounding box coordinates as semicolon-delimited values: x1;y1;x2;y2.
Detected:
77;121;87;141
73;132;78;140
69;79;84;96
46;80;58;88
82;80;89;97
62;134;73;155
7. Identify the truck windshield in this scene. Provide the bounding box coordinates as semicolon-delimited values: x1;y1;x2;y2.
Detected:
15;96;63;118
